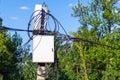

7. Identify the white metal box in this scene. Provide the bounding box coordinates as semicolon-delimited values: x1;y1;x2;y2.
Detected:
32;35;54;63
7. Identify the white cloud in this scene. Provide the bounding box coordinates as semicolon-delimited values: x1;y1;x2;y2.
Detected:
117;0;120;4
20;6;29;10
68;3;74;7
10;16;19;20
68;3;77;7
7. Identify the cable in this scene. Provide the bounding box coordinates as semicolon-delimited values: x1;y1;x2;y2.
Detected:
5;25;118;50
47;16;52;31
0;9;120;50
32;35;43;52
70;37;120;50
1;26;32;32
1;25;119;50
47;13;69;37
22;37;32;49
27;10;58;36
27;10;42;38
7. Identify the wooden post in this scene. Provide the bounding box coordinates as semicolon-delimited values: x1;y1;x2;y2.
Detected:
37;63;45;80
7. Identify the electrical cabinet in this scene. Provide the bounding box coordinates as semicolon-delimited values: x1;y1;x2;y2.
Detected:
32;35;54;63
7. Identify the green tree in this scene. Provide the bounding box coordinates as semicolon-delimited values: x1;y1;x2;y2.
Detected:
18;45;37;80
46;37;70;80
0;32;23;80
57;0;120;80
0;18;22;80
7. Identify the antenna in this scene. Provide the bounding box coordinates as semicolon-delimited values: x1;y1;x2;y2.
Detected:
42;2;46;7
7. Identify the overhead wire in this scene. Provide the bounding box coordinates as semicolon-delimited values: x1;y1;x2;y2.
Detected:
1;25;119;50
0;8;120;50
47;16;52;31
22;37;32;49
70;37;120;50
45;12;120;50
32;35;43;52
47;13;69;37
1;26;32;32
27;11;41;38
28;10;59;31
0;4;120;78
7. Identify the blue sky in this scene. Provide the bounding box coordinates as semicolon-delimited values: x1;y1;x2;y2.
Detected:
0;0;120;43
0;0;89;43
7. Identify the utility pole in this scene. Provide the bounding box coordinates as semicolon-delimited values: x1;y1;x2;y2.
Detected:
32;3;54;80
37;63;45;80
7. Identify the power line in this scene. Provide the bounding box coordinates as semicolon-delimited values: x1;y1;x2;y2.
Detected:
70;37;120;50
1;26;32;32
0;9;120;50
0;27;120;50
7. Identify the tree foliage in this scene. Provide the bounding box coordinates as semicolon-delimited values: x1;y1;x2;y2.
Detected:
0;0;120;79
54;0;120;80
0;18;37;80
18;45;37;80
0;31;22;79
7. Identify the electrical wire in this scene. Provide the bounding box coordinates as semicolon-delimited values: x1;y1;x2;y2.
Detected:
32;35;43;52
70;37;120;50
1;25;119;50
27;10;58;37
27;11;41;38
47;16;52;31
0;26;32;32
0;8;120;50
47;13;69;37
0;4;120;78
22;37;32;49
